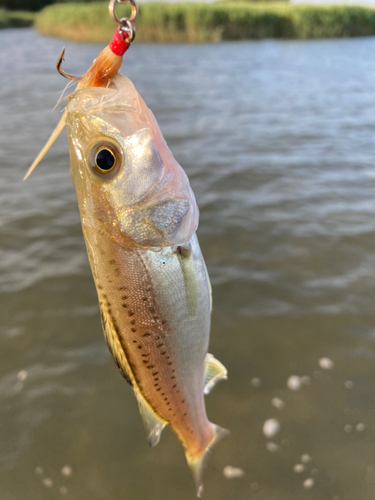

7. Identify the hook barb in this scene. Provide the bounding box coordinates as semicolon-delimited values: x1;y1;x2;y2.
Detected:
56;48;82;81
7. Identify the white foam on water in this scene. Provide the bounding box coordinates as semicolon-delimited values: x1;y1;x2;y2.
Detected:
263;419;280;438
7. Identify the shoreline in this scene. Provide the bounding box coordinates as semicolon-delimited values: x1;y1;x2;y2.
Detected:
5;2;375;41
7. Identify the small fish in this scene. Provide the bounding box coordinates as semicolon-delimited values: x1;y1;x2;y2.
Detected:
27;29;228;497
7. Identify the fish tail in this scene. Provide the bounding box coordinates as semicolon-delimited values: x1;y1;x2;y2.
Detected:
187;423;229;498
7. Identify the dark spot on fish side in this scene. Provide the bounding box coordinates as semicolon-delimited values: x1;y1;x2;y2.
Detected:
110;260;115;265
156;388;161;392
156;343;163;349
131;328;136;333
138;345;142;349
168;362;173;366
173;384;177;388
119;286;126;291
141;354;148;357
122;304;127;308
152;372;159;376
147;365;155;369
143;332;151;338
121;296;128;300
142;297;147;301
97;285;103;290
128;311;134;317
142;360;148;364
155;335;160;340
130;320;136;325
133;340;137;343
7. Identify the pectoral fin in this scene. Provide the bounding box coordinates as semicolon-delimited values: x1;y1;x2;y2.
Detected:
203;354;228;395
135;390;167;447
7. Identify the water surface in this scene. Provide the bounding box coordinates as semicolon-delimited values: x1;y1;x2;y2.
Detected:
1;29;375;500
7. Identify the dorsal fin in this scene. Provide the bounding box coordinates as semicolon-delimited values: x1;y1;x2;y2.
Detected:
135;390;168;447
203;354;227;395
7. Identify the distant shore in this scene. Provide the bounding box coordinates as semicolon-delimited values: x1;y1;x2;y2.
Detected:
5;2;375;41
0;9;35;28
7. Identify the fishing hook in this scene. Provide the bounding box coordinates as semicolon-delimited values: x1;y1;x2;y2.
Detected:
109;0;138;43
56;47;82;81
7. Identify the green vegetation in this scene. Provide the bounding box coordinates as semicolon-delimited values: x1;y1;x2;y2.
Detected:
0;8;35;27
0;0;93;13
35;2;375;43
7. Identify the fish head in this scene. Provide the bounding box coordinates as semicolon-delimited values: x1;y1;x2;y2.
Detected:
66;74;198;248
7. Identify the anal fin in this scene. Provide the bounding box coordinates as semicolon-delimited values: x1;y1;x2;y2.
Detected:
203;353;228;395
135;390;167;447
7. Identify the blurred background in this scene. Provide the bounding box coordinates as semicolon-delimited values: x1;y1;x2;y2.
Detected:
2;1;375;499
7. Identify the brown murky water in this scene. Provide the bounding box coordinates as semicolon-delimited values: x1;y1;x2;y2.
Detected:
2;28;375;500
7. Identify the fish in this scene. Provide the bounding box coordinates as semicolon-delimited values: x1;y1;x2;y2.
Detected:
26;29;228;497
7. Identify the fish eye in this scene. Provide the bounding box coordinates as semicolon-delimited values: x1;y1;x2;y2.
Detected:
88;141;122;177
95;148;116;172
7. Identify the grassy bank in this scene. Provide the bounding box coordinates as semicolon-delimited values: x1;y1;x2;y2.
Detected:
0;8;35;27
36;1;375;42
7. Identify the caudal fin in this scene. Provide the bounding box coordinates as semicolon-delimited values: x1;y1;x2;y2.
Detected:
187;424;229;498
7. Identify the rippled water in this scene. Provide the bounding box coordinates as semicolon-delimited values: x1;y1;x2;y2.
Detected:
2;28;375;500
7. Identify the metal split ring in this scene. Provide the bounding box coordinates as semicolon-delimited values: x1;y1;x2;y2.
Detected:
109;0;138;42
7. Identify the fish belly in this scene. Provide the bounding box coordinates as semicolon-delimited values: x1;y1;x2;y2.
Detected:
83;223;214;458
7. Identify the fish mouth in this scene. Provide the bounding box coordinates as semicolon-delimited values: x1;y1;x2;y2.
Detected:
66;74;141;117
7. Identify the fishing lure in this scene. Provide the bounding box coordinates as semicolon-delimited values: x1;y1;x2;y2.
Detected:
26;1;228;495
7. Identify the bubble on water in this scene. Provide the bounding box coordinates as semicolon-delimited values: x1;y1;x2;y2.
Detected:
60;487;68;495
251;378;261;387
319;358;334;370
223;466;245;479
287;376;301;391
293;464;304;473
17;370;28;381
271;397;285;410
250;482;259;491
263;419;280;438
61;465;73;477
356;423;365;432
344;425;352;433
303;478;315;489
35;467;43;475
42;478;53;488
301;376;311;385
344;381;354;389
301;454;311;464
266;442;279;453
